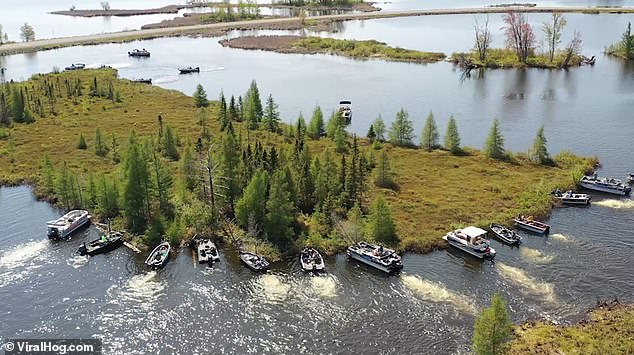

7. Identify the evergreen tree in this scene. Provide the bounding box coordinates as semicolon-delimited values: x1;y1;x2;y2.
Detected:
264;169;295;246
10;87;24;123
444;116;462;155
197;108;210;140
95;127;109;157
221;131;242;215
388;109;415;147
218;91;229;131
243;80;263;129
229;95;239;122
367;195;397;245
235;169;269;232
367;124;376;142
420;111;439;151
374;150;395;189
334;124;347;153
180;144;198;192
307;105;325;139
372;115;386;141
111;134;121;163
262;94;280;133
96;174;119;218
326;110;344;138
621;22;634;58
193;84;209;108
56;161;72;210
296;112;307;141
529;125;549;165
77;133;87;150
151;149;174;217
123;131;151;233
86;173;97;209
344;136;360;208
293;146;314;213
163;125;179;161
484;119;505;160
40;155;55;194
472;292;514;355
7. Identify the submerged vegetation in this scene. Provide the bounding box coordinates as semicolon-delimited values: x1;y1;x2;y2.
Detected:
0;69;594;258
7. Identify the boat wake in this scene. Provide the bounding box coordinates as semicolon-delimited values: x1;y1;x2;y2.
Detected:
106;62;132;69
152;76;179;84
0;240;48;269
252;273;291;304
309;274;338;298
401;274;476;314
109;271;165;309
67;255;89;269
201;67;225;72
594;199;634;209
551;233;573;243
496;263;557;303
520;247;554;264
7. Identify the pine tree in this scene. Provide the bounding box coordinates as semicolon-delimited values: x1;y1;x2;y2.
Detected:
40;155;55;194
420;111;439;151
344;136;360;208
388;109;415;147
180;144;198;192
367;195;397;245
261;94;280;133
472;292;514;355
162;125;179;161
326;110;343;138
334;124;347;153
86;173;97;209
529;125;549;164
123;131;151;234
367;124;376;142
444;116;462;155
296;112;307;141
96;174;119;218
293;146;314;213
307;105;325;139
10;87;25;123
264;169;295;246
56;161;71;210
77;133;87;150
95;127;109;157
193;84;209;108
235;169;269;232
221;131;242;215
229;95;239;122
243;80;263;129
111;134;120;163
374;150;395;189
218;91;229;131
372;115;386;142
484;119;505;160
151;149;174;217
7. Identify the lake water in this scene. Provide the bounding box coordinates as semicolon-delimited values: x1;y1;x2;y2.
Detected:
1;10;634;354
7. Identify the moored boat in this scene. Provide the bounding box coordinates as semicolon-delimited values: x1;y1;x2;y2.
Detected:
77;231;124;256
579;175;631;196
300;248;325;272
145;242;171;269
489;224;522;245
240;251;269;272
513;215;550;234
346;242;402;273
339;100;352;125
128;48;150;57
552;189;591;205
179;66;200;74
46;210;90;239
442;226;496;259
197;239;220;263
627;173;634;184
65;63;85;71
133;78;152;84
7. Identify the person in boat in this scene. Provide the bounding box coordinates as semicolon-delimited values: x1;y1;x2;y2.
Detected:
101;234;109;243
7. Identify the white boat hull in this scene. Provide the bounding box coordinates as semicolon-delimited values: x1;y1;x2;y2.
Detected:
47;210;90;239
444;237;495;259
347;250;394;273
580;181;630;196
559;197;591;205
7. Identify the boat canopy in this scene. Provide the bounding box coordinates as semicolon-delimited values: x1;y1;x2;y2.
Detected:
339;100;351;105
459;226;488;238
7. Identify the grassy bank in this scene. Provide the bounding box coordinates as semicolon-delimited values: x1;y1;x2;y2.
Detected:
509;301;634;354
451;48;587;69
0;69;594;257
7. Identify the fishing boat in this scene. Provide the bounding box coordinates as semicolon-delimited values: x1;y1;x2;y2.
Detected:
489;224;522;245
133;78;152;84
179;66;200;74
627;173;634;184
46;209;90;240
552;189;591;205
240;251;269;272
339;100;352;125
346;242;403;273
65;63;85;71
441;226;496;259
128;48;150;57
579;174;631;196
145;242;171;269
300;248;325;272
197;239;220;263
77;231;124;256
513;215;550;234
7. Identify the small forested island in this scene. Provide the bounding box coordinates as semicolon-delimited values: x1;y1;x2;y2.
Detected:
219;35;447;63
606;22;634;60
0;69;593;259
453;12;594;69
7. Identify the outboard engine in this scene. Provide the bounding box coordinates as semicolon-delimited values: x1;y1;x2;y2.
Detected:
76;242;88;256
47;228;59;239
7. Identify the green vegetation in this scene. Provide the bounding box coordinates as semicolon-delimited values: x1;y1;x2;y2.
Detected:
420;111;439;151
274;0;364;6
200;0;261;23
473;292;514;355
388;109;415;147
510;302;634;354
292;37;446;63
606;22;634;60
484;119;505;160
443;116;461;155
0;69;595;258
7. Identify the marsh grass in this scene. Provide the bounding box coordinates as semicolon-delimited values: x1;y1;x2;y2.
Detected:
452;48;584;69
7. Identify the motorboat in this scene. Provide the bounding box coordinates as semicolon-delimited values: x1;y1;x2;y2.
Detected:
65;63;85;71
197;239;220;263
489;223;522;245
339;100;352;125
513;215;550;234
145;242;171;268
300;248;325;272
46;210;90;239
240;251;269;272
627;173;634;184
579;174;631;196
441;226;496;259
346;241;403;273
128;48;150;57
77;231;124;256
133;78;152;84
179;66;200;74
552;189;591;205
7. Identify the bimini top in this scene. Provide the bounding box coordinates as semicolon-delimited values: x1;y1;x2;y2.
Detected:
339;100;351;105
458;226;488;238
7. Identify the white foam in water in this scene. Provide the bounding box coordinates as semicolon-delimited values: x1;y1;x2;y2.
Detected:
67;255;89;269
520;247;555;264
112;271;165;309
496;263;557;303
309;275;338;298
551;233;572;243
107;62;132;69
201;67;225;72
253;274;291;303
152;76;179;84
0;240;48;269
401;274;476;314
595;199;634;209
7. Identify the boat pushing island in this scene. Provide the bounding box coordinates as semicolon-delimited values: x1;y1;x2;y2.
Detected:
300;248;325;272
77;231;124;256
552;189;591;205
339;100;352;125
579;174;631;196
46;209;90;240
145;242;171;269
128;48;150;57
513;215;550;234
179;66;200;74
489;224;522;245
346;242;402;273
442;226;496;259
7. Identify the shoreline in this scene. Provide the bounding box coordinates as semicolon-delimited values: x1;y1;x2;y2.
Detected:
3;6;634;56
